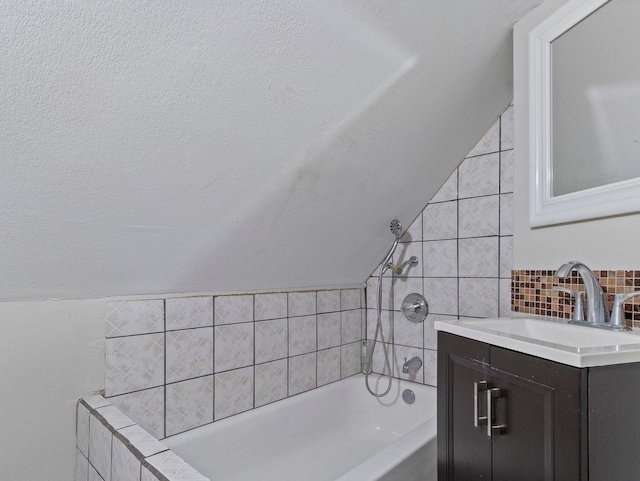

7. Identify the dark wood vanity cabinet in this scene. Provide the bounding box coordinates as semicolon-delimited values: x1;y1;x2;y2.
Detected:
437;332;640;481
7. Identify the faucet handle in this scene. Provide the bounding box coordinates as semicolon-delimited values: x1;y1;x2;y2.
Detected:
553;286;585;321
610;291;640;329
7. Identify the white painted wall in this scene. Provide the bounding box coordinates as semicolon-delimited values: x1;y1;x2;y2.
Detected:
2;0;541;301
0;299;104;480
513;0;640;269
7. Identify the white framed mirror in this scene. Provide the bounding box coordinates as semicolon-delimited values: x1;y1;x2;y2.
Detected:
529;0;640;227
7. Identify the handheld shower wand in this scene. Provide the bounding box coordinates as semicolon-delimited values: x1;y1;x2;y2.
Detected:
365;219;403;398
381;219;402;270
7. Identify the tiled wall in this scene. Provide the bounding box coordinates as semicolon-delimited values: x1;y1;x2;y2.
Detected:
513;269;640;325
76;394;209;481
103;288;364;439
365;105;514;386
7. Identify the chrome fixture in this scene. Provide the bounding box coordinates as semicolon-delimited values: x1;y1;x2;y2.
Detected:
393;256;419;275
401;293;428;323
402;389;415;405
402;356;422;374
555;261;609;326
610;291;640;329
552;286;585;322
364;219;402;398
554;260;633;331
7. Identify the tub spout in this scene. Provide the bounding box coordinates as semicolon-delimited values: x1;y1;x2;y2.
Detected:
402;356;422;374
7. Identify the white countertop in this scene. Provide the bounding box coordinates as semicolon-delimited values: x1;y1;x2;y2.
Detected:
434;317;640;368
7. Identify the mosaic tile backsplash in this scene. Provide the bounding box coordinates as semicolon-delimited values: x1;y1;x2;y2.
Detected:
365;105;514;386
512;270;640;326
104;289;364;439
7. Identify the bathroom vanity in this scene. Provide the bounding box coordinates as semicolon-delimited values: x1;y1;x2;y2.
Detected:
435;317;640;481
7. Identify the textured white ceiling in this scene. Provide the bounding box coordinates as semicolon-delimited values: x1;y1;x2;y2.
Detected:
1;0;541;300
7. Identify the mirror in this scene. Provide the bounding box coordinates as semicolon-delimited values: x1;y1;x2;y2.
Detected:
529;0;640;227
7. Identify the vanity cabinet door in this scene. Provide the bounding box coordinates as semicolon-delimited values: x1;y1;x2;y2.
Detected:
438;333;585;481
490;346;583;481
438;333;491;481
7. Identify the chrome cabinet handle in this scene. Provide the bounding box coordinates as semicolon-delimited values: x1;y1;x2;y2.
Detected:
473;381;488;427
486;388;506;437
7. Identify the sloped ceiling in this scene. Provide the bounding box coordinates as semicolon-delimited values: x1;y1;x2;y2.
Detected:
1;0;541;301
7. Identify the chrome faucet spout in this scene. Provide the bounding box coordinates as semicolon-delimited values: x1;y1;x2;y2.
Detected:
554;261;609;325
402;356;422;374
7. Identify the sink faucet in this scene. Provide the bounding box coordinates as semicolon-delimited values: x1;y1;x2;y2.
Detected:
554;261;609;325
402;356;422;374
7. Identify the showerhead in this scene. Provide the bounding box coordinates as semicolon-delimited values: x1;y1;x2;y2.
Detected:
390;219;402;238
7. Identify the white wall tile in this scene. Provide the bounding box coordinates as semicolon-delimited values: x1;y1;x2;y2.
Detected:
288;315;317;356
366;276;392;310
317;347;341;386
105;333;164;397
254;318;287;364
254;293;287;321
77;402;90;458
500;278;512;317
214;295;254;325
166;297;213;330
89;464;105;481
366;309;393;343
105;300;164;338
500;193;514;235
340;342;360;378
341;309;362;345
341;289;361;310
89;415;112;481
423;278;458;316
254;359;287;407
400;215;423;243
423;202;458;240
459;278;499;318
459;237;499;278
393;311;424;349
423;240;457;277
458;196;499;238
143;451;208;481
82;394;112;410
109;387;165;440
458;153;499;198
75;449;89;481
166;327;213;383
289;353;316;395
392;277;423;312
317;312;341;350
430;170;457;203
468;117;500;156
215;367;253;420
117;425;168;459
424;314;455;350
500;150;514;193
368;342;393;375
140;466;157;481
423;349;438;386
500;105;514;151
111;438;141;481
500;236;513;279
317;290;340;313
288;291;316;317
95;405;136;430
215;323;254;372
394;242;423;277
166;376;214;436
393;345;424;383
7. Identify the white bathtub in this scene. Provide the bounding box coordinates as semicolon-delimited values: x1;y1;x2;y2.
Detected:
164;374;437;481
